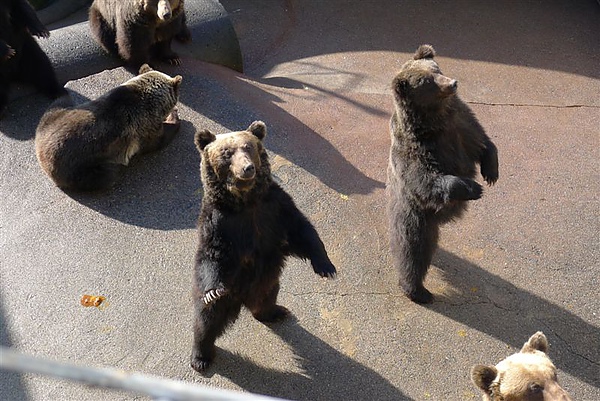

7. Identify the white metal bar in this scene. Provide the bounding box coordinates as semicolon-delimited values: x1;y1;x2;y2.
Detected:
0;346;289;401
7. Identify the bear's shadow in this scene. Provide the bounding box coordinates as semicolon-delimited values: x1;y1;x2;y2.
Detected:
171;62;386;198
212;318;413;401
430;249;599;388
66;117;202;230
66;64;386;230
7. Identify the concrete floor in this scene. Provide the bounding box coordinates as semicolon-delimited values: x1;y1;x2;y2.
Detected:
1;1;599;400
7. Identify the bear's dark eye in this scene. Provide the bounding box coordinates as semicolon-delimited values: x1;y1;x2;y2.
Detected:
528;383;543;394
222;149;233;158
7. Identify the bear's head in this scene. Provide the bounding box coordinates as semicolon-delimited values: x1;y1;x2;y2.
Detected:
122;64;182;117
392;44;458;109
471;332;572;401
194;121;270;199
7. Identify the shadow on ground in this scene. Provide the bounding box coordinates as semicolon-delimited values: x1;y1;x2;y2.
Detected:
430;249;599;388
213;320;412;401
173;64;386;196
225;0;600;80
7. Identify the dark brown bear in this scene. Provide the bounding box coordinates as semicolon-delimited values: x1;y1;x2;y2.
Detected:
387;44;499;303
35;64;182;192
89;0;191;68
191;121;337;372
0;0;65;116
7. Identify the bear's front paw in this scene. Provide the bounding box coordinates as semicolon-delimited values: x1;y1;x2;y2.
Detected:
165;55;182;66
164;107;180;125
313;259;337;278
28;26;50;39
465;179;483;200
447;177;482;201
2;46;15;60
481;165;499;186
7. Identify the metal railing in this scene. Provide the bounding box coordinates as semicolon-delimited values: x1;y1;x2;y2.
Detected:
0;346;289;401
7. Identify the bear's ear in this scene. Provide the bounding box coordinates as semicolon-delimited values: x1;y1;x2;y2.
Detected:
172;75;183;89
139;64;153;74
194;130;216;152
521;331;549;354
247;121;267;141
471;365;498;392
392;76;409;97
414;44;436;60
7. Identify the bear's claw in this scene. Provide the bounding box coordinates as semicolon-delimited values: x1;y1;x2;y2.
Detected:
313;260;337;278
202;288;227;305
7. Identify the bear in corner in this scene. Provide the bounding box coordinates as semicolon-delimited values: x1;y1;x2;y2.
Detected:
191;121;337;372
387;44;499;303
89;0;191;68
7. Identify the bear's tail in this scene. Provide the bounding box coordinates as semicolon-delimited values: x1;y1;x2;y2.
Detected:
58;157;121;192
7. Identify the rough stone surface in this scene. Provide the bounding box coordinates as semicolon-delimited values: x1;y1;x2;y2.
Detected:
1;1;598;401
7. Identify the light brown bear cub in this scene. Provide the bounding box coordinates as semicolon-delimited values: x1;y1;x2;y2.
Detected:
35;64;182;192
471;332;572;401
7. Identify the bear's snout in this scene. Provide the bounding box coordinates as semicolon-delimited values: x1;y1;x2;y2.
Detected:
241;163;256;179
157;0;173;20
231;151;257;181
435;74;457;96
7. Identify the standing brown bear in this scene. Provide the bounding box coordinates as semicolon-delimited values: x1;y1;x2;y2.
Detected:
191;121;337;372
89;0;191;68
387;45;499;303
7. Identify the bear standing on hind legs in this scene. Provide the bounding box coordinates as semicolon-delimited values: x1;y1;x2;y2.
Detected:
387;44;499;304
191;121;337;372
89;0;191;68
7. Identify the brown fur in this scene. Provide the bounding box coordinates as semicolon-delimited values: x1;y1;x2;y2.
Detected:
0;0;65;116
190;121;336;371
35;64;182;191
89;0;191;68
387;44;499;303
471;332;572;401
195;125;265;197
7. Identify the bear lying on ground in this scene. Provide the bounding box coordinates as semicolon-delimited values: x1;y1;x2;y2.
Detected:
35;64;182;192
0;0;65;117
190;121;337;372
387;44;499;303
471;332;572;401
89;0;191;68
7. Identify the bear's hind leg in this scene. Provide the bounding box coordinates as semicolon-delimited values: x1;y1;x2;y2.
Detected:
18;36;65;99
89;8;118;55
0;76;9;117
245;281;289;322
391;210;439;303
191;296;241;372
